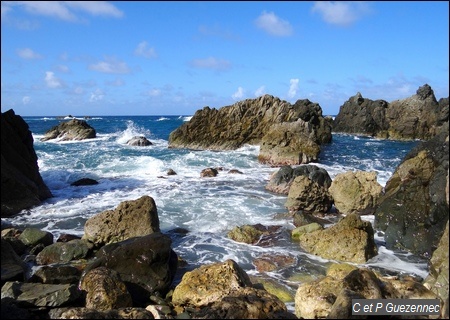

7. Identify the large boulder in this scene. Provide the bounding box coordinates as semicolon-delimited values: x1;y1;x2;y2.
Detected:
297;213;378;263
285;175;333;213
333;84;449;140
168;95;331;165
1;109;52;217
328;170;383;215
374;132;449;257
171;259;296;319
40;118;96;141
82;232;178;307
82;195;160;247
266;164;332;195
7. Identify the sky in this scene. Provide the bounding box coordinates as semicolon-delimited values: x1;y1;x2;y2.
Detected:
1;1;449;116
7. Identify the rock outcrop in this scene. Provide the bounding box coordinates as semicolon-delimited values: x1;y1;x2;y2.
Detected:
40;118;96;141
333;84;449;140
168;94;332;165
1;109;52;217
374;132;449;257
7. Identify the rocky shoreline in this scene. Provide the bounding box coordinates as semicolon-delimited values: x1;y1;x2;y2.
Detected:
1;84;448;319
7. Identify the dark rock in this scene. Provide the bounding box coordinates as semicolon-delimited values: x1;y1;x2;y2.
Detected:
70;178;99;186
126;136;152;146
1;109;52;217
40;118;96;141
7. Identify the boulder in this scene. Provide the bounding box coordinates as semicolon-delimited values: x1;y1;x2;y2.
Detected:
40;118;96;141
266;164;332;195
297;213;378;263
82;232;178;307
82;195;160;247
126;136;152;146
171;259;296;319
1;109;52;217
35;239;93;265
374;132;449;257
328;170;383;215
285;175;333;213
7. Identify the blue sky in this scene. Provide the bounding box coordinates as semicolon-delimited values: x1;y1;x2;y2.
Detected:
1;1;449;116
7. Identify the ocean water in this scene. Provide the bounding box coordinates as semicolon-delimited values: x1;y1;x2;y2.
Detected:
3;115;426;309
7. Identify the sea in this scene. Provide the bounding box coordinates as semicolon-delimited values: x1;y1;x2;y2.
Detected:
3;115;428;310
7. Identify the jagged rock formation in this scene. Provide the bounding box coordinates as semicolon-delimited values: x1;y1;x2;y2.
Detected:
374;132;449;257
1;109;52;217
333;84;449;140
40;118;96;141
168;94;332;165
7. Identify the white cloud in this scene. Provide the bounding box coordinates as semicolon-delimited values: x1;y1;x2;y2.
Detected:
45;71;62;88
255;86;266;97
22;96;31;105
89;57;131;74
311;1;371;27
148;88;161;97
232;87;245;100
288;78;299;98
255;11;293;37
134;41;157;59
89;88;104;102
56;64;70;73
190;57;231;71
2;1;123;22
17;48;42;60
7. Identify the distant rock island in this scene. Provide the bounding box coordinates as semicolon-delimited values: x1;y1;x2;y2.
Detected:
333;84;449;140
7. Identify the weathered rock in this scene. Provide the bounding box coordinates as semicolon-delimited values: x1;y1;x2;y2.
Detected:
424;220;449;319
28;265;82;284
333;84;449;140
48;307;154;319
35;239;93;265
40;118;96;141
298;214;378;263
266;164;332;195
126;136;152;146
227;224;284;246
80;266;133;311
171;259;295;319
168;95;331;166
82;232;178;307
1;239;27;283
1;109;52;217
82;195;160;247
328;170;383;215
18;227;54;248
291;222;323;240
258;119;322;165
374;132;449;257
200;167;218;177
285;175;333;213
252;254;296;273
1;281;81;307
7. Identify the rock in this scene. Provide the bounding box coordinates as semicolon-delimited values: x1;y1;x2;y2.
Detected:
40;118;96;141
1;239;27;283
200;167;218;177
48;307;154;319
266;164;332;195
82;232;178;307
18;227;54;248
80;266;133;311
328;170;383;215
168;95;331;166
70;178;98;186
285;175;333;213
126;136;152;146
82;195;160;247
374;132;449;257
297;213;378;263
28;265;82;284
171;259;296;319
333;84;448;140
35;239;93;265
1;109;52;217
1;281;81;307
